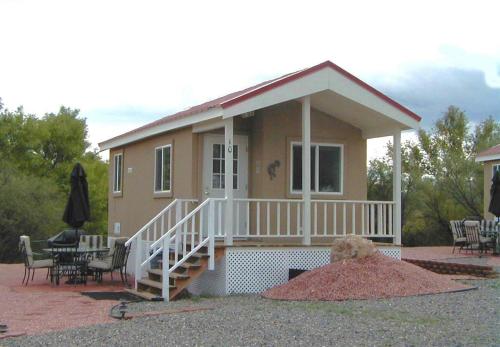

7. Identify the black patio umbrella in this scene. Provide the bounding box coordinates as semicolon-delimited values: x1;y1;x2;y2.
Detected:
62;163;90;244
488;170;500;218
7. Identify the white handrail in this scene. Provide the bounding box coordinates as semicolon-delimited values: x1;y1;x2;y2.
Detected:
159;198;221;300
130;198;198;291
140;234;176;267
125;199;179;247
150;198;214;249
125;198;198;247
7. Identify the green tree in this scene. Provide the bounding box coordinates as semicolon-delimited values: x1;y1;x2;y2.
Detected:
0;101;108;261
368;106;500;246
0;161;65;262
419;107;500;218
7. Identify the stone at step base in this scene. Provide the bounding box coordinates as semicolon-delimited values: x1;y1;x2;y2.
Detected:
124;288;163;301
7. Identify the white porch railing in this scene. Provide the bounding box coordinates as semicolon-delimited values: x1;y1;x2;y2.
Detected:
232;199;395;238
234;199;304;237
127;198;226;300
310;200;395;237
125;198;198;291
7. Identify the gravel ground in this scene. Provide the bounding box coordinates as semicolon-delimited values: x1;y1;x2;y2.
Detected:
3;279;499;347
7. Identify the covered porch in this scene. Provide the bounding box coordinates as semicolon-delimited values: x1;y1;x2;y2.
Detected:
192;71;416;246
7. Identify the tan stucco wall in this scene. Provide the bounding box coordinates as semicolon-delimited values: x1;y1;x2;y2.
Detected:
108;127;198;237
249;101;367;201
483;159;500;219
108;101;368;237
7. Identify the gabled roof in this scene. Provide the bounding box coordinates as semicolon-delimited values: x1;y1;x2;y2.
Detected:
476;144;500;162
99;61;422;150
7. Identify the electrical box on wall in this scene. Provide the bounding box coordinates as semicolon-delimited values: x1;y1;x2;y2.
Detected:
113;222;121;236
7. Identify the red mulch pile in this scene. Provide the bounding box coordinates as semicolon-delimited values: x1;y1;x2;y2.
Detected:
262;253;473;301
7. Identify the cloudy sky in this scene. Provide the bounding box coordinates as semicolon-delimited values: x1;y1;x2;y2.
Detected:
1;0;499;160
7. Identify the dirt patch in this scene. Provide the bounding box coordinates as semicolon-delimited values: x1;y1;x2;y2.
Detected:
262;253;473;301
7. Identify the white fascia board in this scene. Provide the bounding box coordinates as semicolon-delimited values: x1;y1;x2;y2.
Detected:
99;107;223;151
362;127;404;139
475;154;500;162
222;70;329;118
192;118;225;133
326;69;420;130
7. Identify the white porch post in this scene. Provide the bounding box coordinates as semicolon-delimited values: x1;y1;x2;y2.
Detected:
224;117;234;245
393;130;402;245
301;96;311;245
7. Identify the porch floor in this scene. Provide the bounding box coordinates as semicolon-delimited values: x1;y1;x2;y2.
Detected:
213;238;398;248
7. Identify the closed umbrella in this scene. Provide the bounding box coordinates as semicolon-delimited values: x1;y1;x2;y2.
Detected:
62;163;90;244
489;170;500;218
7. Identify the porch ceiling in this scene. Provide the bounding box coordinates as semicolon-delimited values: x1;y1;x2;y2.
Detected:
310;90;411;139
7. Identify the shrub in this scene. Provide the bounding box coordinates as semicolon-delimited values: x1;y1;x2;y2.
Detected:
330;235;377;262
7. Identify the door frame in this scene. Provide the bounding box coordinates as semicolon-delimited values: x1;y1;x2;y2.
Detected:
202;133;249;200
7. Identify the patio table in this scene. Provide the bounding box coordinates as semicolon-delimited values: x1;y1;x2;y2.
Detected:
43;247;110;284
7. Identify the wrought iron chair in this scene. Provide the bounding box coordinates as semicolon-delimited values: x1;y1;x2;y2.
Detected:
19;235;54;285
463;221;493;254
88;239;131;284
450;220;467;253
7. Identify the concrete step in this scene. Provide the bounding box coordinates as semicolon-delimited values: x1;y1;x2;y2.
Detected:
138;278;176;290
124;288;163;301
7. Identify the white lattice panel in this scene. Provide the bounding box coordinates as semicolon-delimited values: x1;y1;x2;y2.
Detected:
378;247;401;260
188;246;401;296
187;257;227;296
225;248;333;294
226;249;289;294
289;249;331;270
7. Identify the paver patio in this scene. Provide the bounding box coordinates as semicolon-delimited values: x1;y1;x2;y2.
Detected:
0;263;129;337
402;246;500;269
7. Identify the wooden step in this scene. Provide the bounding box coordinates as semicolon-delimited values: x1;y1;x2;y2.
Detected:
168;260;200;268
189;253;209;259
138;278;176;290
124;288;163;301
148;269;189;280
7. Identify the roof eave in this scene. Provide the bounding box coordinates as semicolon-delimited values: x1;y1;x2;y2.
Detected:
475;154;500;163
98;107;223;151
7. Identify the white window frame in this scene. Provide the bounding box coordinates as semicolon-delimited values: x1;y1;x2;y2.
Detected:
154;144;172;193
290;141;344;195
113;153;123;193
493;164;500;176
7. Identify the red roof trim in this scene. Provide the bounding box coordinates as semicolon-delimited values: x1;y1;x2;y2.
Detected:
477;144;500;158
221;61;421;122
100;60;422;148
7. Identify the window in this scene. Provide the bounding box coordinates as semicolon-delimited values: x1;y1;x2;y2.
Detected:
291;142;343;194
494;164;500;177
211;143;238;189
154;145;172;192
113;153;123;193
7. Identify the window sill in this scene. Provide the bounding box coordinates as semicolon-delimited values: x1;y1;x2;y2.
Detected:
112;192;123;198
153;191;173;199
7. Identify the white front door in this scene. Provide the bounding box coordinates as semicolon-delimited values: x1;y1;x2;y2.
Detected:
203;134;248;236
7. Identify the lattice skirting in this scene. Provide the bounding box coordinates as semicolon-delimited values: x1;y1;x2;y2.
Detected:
188;246;401;296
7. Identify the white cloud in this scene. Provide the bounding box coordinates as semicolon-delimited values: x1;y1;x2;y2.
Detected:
1;0;499;155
